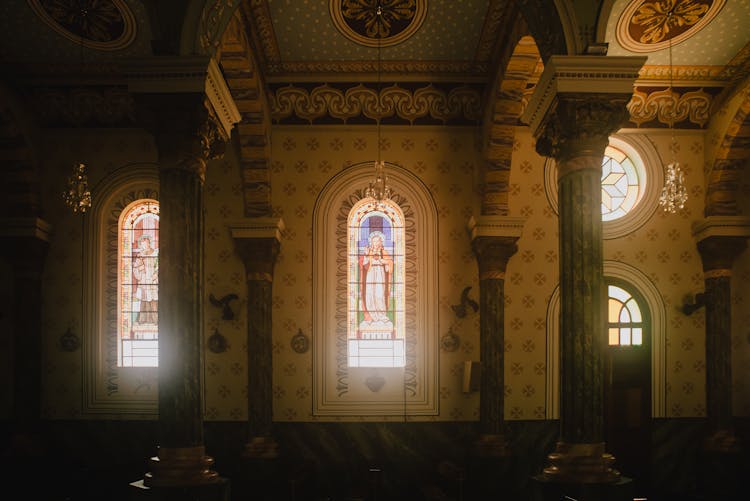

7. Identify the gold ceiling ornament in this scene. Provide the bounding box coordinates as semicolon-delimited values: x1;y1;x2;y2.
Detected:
659;17;688;214
27;0;137;51
63;162;92;214
330;0;427;48
616;0;724;53
364;5;392;204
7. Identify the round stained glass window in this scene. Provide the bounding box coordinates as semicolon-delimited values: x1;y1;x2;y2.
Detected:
601;145;641;222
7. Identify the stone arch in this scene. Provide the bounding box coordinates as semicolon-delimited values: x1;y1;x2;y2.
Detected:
705;89;750;216
482;34;543;215
513;0;567;60
216;10;272;217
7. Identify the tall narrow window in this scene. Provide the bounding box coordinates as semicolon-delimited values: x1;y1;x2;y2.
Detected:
608;284;643;346
347;198;405;367
119;199;159;367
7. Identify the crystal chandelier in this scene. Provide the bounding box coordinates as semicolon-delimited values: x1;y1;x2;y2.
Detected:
63;162;92;213
365;3;391;203
659;11;687;214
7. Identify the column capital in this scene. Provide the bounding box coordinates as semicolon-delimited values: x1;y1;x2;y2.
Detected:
0;217;52;276
468;216;523;278
520;55;646;163
692;217;750;272
126;56;240;140
230;217;285;280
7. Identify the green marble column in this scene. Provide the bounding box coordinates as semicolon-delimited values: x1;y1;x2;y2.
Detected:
696;235;747;451
521;55;645;484
470;229;520;456
141;94;226;487
231;219;284;458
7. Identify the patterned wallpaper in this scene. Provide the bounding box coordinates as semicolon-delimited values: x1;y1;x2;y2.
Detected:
35;123;750;421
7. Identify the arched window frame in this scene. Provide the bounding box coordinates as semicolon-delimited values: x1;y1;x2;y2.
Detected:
347;198;406;367
83;164;159;415
544;133;664;239
545;261;666;418
312;162;439;416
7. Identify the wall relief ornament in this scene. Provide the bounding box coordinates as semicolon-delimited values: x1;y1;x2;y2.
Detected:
27;0;136;51
330;0;427;47
627;86;712;128
616;0;725;53
270;83;482;125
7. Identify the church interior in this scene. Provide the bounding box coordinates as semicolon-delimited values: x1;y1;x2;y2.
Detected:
2;1;750;500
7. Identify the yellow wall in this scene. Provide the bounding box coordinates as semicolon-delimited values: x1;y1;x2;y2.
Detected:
34;123;750;421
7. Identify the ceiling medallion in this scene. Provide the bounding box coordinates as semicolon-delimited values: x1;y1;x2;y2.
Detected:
616;0;725;53
27;0;136;51
330;0;427;48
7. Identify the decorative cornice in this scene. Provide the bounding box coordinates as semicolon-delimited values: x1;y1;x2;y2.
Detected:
264;61;489;80
229;217;285;242
125;57;240;138
467;215;525;241
521;55;647;137
692;216;750;241
627;86;714;128
270;82;483;125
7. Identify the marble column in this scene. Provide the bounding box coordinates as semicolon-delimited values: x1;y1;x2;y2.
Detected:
692;217;750;452
128;58;240;489
230;218;284;458
468;216;523;456
0;218;51;425
521;55;645;483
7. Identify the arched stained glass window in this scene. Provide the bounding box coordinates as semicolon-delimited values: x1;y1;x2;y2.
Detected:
347;198;405;367
118;199;159;367
601;144;641;221
608;284;643;346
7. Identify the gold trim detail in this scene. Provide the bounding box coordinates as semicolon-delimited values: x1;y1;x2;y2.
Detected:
480;271;505;280
330;0;427;48
704;269;732;278
616;0;725;53
247;271;273;282
271;83;482;124
627;87;712;127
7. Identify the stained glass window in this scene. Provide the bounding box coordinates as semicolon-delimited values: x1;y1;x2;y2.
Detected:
601;145;641;221
347;198;405;367
608;284;643;346
118;199;159;367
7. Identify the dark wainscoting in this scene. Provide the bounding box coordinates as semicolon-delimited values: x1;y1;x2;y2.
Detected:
2;418;748;500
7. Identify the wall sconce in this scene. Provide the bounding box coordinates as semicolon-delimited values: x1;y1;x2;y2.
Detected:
682;292;706;316
207;328;229;353
451;286;478;318
209;292;239;320
59;327;80;352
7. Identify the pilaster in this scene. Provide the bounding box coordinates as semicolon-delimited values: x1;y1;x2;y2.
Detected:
692;217;750;452
230;217;284;458
468;216;523;456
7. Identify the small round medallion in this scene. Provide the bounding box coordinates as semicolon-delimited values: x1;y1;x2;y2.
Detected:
330;0;427;48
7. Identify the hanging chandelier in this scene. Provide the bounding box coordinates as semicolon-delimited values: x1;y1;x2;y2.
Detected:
659;10;688;214
63;162;92;214
365;3;391;203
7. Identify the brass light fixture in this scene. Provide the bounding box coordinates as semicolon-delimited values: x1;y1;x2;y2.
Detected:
364;3;392;203
63;161;92;213
658;10;688;214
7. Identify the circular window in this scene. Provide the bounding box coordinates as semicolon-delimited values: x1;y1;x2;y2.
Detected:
544;134;663;239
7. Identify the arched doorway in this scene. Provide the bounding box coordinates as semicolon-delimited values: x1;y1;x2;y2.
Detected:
604;278;652;492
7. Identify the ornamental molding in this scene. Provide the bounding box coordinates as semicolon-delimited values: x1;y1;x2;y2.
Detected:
691;216;750;241
467;215;526;240
627;86;713;128
0;217;52;241
270;83;482;124
265;60;488;80
521;55;646;137
229;217;285;242
31;86;135;127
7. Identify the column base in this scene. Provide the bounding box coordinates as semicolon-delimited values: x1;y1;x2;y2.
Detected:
473;433;510;457
242;436;280;459
541;441;620;484
703;429;741;453
144;446;220;487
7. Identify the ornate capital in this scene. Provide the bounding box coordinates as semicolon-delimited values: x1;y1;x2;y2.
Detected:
468;215;523;277
521;55;645;162
230;218;285;279
692;217;750;271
